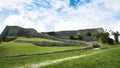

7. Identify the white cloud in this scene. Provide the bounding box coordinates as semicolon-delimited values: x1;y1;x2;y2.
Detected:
0;14;46;33
0;0;33;8
54;20;90;31
0;0;21;7
54;0;120;33
104;0;120;12
0;0;120;34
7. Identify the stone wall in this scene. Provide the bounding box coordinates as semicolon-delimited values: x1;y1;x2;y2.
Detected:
44;28;104;41
0;26;38;41
0;26;64;41
0;26;104;42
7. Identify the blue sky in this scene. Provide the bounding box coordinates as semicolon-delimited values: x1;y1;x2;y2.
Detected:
0;0;120;34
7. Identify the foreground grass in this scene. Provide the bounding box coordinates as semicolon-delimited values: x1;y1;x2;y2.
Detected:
0;41;84;56
0;49;94;68
1;39;119;68
16;37;62;43
41;45;120;68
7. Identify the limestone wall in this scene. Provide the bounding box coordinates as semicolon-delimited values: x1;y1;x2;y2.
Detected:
45;28;104;41
0;26;104;42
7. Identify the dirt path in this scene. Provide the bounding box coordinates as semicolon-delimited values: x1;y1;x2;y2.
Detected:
17;51;98;68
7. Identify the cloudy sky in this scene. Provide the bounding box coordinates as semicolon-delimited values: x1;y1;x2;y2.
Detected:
0;0;120;34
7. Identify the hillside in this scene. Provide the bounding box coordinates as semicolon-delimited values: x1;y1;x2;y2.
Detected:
0;26;120;68
40;45;120;68
0;42;120;68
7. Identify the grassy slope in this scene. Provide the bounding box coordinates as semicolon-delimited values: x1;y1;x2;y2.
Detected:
0;41;84;56
1;37;120;68
1;44;120;68
16;37;62;43
0;37;86;68
0;49;94;68
0;37;85;56
41;45;120;68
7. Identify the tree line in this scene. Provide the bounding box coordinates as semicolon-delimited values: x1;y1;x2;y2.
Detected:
70;31;120;44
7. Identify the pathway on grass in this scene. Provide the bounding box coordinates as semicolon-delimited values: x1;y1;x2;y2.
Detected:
18;51;99;68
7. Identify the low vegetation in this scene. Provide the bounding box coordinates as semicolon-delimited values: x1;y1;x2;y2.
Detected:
0;48;94;68
16;37;62;43
40;44;120;68
0;41;84;56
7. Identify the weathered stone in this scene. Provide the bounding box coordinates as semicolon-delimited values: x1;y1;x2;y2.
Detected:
0;26;38;41
0;26;58;41
44;28;104;41
0;26;104;42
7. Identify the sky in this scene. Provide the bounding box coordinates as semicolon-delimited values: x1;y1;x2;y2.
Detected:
0;0;120;34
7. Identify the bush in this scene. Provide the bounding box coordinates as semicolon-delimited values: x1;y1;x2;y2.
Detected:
69;36;77;40
0;39;1;44
48;32;56;35
92;43;101;48
0;36;1;44
78;35;83;40
5;36;17;42
92;42;102;48
112;31;120;43
86;32;92;36
100;32;109;43
107;38;114;44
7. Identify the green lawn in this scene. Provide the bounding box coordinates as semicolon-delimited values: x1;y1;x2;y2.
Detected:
0;46;93;68
41;45;120;68
1;38;120;68
16;37;62;43
0;41;84;56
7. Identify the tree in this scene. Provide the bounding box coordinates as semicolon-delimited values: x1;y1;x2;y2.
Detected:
107;38;114;44
48;32;56;35
92;32;112;44
69;35;77;40
0;38;1;44
112;31;120;43
78;35;83;40
86;32;92;36
92;32;102;40
101;32;109;43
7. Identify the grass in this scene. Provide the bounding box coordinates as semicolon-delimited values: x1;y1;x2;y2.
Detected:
1;43;119;68
0;41;84;56
1;37;120;68
40;45;120;68
16;37;62;43
0;48;94;68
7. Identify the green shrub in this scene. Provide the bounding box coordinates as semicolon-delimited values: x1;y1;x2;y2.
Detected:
100;32;109;43
112;31;120;43
78;35;83;40
107;38;114;44
0;39;1;44
92;42;101;48
5;36;17;42
69;35;77;40
86;32;92;36
48;32;56;35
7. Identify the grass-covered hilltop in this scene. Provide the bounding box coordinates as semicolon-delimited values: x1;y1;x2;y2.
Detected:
0;26;120;68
